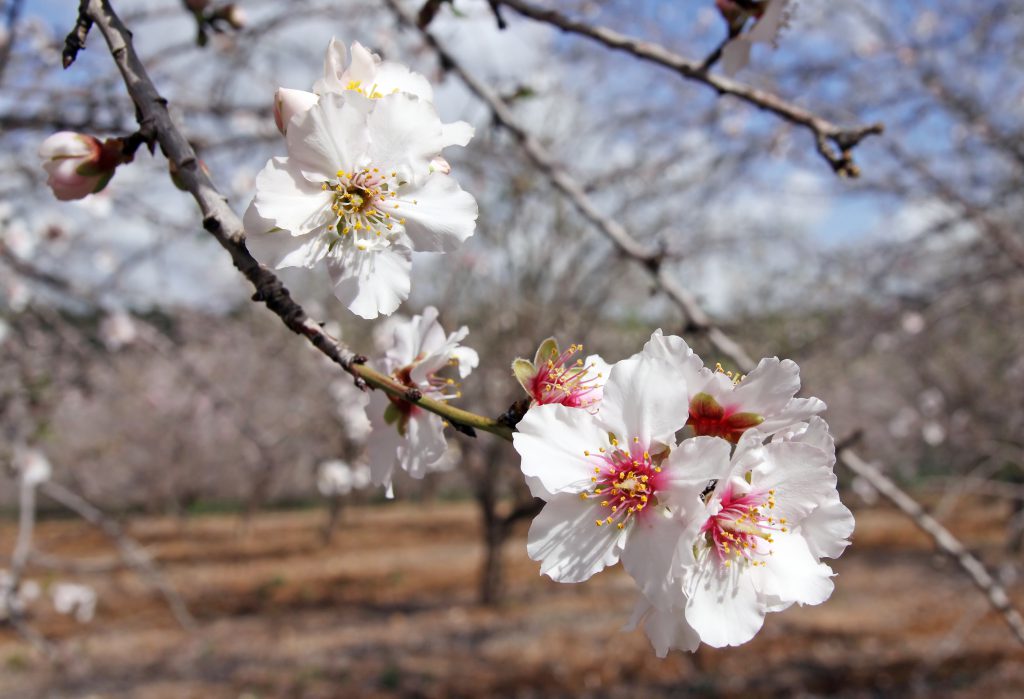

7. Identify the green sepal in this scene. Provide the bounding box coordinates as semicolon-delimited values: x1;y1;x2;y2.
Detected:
512;358;536;392
533;337;559;366
383;402;401;426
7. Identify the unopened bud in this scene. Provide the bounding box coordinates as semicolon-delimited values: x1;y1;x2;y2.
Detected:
213;3;247;30
39;131;125;201
273;87;318;135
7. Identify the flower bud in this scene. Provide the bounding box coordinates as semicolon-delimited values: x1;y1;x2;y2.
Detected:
39;131;125;201
273;87;318;135
213;3;247;30
428;156;451;175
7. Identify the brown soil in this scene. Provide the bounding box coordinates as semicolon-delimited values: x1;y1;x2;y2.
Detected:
1;500;1022;698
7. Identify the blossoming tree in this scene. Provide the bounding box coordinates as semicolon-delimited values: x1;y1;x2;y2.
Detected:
6;0;1024;679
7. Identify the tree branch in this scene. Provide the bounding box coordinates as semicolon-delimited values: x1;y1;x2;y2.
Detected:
490;0;884;177
385;0;1024;647
73;0;512;442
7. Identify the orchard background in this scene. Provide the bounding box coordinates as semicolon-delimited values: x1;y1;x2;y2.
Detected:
2;1;1024;696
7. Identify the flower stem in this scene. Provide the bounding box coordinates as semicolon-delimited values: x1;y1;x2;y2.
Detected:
350;363;515;442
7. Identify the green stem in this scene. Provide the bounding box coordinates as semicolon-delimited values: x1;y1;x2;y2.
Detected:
350;363;515;442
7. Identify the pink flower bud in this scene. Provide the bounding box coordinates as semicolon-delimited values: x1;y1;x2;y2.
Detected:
214;3;247;30
38;131;123;201
273;88;318;135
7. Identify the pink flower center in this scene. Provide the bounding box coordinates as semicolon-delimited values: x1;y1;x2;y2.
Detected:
700;482;787;567
529;344;603;408
581;441;664;530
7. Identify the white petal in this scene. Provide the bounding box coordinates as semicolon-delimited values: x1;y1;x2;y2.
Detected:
366;391;402;496
772;416;834;460
620;509;696;609
374;60;435;102
660;436;733;512
800;491;855;560
625;597;701;657
395;173;478;252
637;329;712;398
748;0;788;44
759;531;835;607
684;550;765;648
729;357;801;416
388;305;442;368
366;93;446;172
527;492;624;583
450;346;479;378
287;92;371;183
513;404;612;496
276;235;331;269
758;397;828;436
316;37;349;94
327;242;412;319
346;41;379;88
597;354;691;445
721;38;752;76
397;412;448;478
440;120;474;148
740;441;837;525
253;158;334;236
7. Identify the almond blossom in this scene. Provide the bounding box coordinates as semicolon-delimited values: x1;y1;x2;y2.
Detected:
514;352;707;606
512;337;609;410
642;329;825;442
668;430;847;649
366;306;478;496
244;90;478;318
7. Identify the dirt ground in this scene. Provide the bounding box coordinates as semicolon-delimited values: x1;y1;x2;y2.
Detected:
1;499;1023;698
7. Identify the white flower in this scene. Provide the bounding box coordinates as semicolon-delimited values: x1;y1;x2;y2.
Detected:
14;446;52;486
328;378;373;443
316;459;372;496
99;310;138;351
366;306;478;495
245;91;478;319
51;583;97;623
642;329;825;442
671;431;844;648
513;352;708;606
721;0;791;76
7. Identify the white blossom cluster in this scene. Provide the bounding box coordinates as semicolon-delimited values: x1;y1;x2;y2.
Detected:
513;331;853;654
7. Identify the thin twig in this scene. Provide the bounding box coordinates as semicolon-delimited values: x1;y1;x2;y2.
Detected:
839;450;1024;646
72;0;513;441
38;481;198;632
490;0;884;177
2;464;58;660
385;0;1024;647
